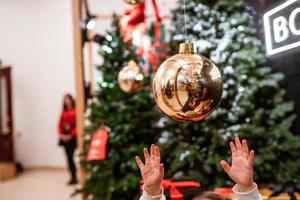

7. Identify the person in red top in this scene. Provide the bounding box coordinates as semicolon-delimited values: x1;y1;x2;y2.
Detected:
58;94;77;185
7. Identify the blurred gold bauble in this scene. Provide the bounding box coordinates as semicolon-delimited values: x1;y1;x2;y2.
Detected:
123;0;141;5
152;40;223;122
118;60;144;93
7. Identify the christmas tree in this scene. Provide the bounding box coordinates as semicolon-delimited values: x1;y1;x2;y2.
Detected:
161;0;300;186
80;17;164;200
81;1;300;199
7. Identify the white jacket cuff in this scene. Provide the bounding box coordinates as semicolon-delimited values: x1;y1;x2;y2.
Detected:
139;185;166;200
232;183;262;200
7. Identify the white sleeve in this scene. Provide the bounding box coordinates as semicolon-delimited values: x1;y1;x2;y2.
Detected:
139;185;166;200
232;183;262;200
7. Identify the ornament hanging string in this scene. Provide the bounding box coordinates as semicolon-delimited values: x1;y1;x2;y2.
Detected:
183;0;187;40
152;0;223;122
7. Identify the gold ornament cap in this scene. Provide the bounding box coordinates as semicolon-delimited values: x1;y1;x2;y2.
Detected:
179;40;195;54
124;0;141;4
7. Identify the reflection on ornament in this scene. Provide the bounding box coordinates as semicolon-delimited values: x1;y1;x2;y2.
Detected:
152;40;223;122
118;60;144;93
123;0;141;5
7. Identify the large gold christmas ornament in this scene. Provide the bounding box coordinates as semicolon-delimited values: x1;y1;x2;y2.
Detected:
152;40;223;122
123;0;141;5
118;60;144;93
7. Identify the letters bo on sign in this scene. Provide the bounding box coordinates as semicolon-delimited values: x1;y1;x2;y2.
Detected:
263;0;300;56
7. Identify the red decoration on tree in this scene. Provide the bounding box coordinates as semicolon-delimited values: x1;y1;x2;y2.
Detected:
151;0;162;21
119;0;168;73
87;127;108;161
119;2;145;42
147;21;169;72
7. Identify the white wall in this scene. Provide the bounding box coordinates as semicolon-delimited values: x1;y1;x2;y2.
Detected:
0;0;177;168
0;0;75;167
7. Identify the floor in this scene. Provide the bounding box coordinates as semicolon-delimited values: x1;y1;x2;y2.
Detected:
0;169;81;200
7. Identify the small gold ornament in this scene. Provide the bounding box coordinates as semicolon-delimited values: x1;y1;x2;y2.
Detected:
118;60;144;93
152;40;223;122
123;0;141;5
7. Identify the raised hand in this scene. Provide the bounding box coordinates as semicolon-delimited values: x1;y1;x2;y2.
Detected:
135;144;164;196
220;137;255;192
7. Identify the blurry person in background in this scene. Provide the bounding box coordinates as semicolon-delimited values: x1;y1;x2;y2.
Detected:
58;94;78;185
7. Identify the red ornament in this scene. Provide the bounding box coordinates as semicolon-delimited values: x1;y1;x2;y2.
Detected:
87;128;108;161
119;2;145;42
119;0;168;73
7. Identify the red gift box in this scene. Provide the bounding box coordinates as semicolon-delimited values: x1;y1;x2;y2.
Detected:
141;179;201;200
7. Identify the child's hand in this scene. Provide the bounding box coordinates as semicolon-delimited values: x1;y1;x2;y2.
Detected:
135;144;164;196
220;137;255;192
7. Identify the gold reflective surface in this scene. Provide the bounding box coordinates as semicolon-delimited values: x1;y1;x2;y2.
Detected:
118;60;144;93
152;53;223;122
123;0;141;5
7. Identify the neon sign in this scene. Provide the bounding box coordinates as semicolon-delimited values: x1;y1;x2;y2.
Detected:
263;0;300;56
